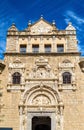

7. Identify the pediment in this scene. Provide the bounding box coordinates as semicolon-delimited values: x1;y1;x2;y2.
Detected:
9;59;25;69
13;59;22;64
59;59;74;68
30;19;54;34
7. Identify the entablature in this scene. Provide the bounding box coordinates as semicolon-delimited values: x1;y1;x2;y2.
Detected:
7;30;76;37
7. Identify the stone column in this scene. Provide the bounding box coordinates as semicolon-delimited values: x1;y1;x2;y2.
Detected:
39;36;44;52
19;106;23;130
59;102;64;130
16;36;19;52
27;36;32;52
52;36;56;52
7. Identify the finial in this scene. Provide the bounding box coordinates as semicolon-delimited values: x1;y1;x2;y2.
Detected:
40;15;43;19
68;22;72;25
12;23;16;26
28;20;31;26
52;20;55;25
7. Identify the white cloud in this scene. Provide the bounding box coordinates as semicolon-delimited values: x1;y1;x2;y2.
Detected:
64;18;70;24
64;10;84;25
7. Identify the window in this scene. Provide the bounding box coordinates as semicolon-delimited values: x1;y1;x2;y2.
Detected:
12;72;21;84
62;72;71;84
57;44;64;52
32;45;39;53
45;44;51;53
20;45;26;53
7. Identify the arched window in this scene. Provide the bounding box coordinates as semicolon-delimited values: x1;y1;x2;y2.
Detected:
62;72;71;84
12;72;21;84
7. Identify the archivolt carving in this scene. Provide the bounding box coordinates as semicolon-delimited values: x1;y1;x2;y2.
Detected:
20;85;62;106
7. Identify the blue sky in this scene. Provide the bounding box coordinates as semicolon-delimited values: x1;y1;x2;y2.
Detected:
0;0;84;59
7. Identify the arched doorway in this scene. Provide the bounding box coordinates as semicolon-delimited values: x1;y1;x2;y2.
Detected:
19;85;64;130
32;116;51;130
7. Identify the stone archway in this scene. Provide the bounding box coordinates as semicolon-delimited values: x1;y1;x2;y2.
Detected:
19;85;64;130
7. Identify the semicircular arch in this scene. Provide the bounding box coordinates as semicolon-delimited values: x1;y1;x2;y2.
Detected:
22;85;61;106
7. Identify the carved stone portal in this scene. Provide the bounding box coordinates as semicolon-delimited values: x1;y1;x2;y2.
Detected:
19;84;64;130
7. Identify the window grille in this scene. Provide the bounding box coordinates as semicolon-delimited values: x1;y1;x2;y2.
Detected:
62;72;71;84
12;72;21;84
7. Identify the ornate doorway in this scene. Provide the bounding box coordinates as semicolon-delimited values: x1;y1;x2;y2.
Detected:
19;84;64;130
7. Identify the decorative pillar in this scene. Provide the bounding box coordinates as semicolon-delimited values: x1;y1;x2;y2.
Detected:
39;36;44;52
59;101;64;130
19;106;23;130
27;36;32;52
52;36;56;52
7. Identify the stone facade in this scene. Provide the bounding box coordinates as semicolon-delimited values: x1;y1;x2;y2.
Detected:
0;17;84;130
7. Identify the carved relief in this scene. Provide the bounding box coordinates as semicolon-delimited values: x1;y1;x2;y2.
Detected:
59;59;74;69
32;95;50;105
31;20;52;34
9;59;25;69
28;56;55;79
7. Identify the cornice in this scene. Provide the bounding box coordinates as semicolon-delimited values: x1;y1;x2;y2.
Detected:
4;52;81;56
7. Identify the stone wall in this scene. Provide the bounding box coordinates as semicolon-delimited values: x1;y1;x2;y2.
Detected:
0;53;84;130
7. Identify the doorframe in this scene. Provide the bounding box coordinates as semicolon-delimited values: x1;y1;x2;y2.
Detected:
32;116;51;130
27;112;56;130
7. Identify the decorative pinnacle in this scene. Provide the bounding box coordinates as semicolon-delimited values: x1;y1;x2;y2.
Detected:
12;23;16;26
68;22;72;25
52;20;55;25
28;20;31;26
40;15;43;19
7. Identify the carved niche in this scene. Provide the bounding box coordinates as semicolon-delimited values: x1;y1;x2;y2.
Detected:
7;59;25;91
58;59;76;90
